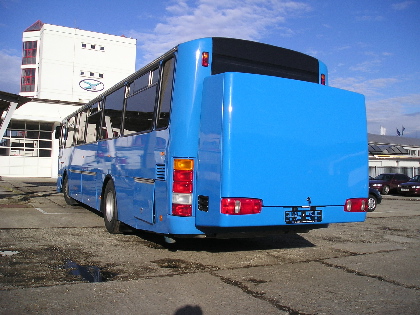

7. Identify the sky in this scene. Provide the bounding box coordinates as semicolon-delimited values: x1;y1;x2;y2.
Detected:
0;0;419;137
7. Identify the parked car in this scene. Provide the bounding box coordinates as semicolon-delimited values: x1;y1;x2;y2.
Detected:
398;175;420;196
369;173;410;195
368;188;382;211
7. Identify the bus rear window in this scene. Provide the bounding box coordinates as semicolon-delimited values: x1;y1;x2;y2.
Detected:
211;38;319;84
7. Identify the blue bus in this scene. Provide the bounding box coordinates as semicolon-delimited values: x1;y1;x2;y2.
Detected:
57;37;368;242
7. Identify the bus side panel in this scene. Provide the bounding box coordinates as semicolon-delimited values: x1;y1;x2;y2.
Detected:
158;38;214;235
95;138;135;226
65;143;101;209
196;74;224;223
112;134;156;226
197;73;367;228
168;38;212;158
67;146;84;202
80;142;99;209
98;130;171;231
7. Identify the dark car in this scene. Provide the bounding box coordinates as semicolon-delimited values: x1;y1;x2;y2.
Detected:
398;175;420;196
368;188;382;211
369;173;410;195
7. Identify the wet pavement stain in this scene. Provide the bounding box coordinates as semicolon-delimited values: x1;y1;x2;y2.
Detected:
0;245;119;288
64;260;103;283
152;258;217;273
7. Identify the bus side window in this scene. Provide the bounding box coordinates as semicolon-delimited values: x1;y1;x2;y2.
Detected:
86;101;102;143
124;70;158;135
65;116;76;148
102;87;125;139
156;57;174;129
76;108;88;145
56;125;65;148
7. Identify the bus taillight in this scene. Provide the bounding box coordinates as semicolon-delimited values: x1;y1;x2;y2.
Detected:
172;203;192;217
344;198;368;212
321;74;326;85
202;52;209;67
221;198;262;215
172;159;194;216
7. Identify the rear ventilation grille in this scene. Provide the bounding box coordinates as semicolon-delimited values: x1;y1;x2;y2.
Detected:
155;164;166;181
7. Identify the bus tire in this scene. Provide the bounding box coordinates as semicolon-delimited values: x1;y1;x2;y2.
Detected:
63;174;78;205
102;180;122;234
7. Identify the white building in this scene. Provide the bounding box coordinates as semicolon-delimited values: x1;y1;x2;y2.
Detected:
0;20;136;177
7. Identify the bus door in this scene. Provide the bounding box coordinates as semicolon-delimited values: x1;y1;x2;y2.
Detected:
65;115;83;201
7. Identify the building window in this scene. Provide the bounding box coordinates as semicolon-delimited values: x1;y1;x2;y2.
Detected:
0;121;53;157
81;43;104;51
22;41;37;65
20;68;36;92
80;70;103;79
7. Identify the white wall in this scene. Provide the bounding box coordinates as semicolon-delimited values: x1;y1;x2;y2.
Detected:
8;22;136;178
37;24;136;103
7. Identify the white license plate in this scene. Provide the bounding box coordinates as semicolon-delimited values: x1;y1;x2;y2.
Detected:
401;188;409;191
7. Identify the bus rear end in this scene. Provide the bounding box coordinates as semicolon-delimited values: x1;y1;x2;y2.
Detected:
195;72;367;236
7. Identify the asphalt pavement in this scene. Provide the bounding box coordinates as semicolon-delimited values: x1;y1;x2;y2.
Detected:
1;176;419;315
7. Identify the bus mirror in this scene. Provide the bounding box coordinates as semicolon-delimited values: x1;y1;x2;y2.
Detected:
55;126;62;139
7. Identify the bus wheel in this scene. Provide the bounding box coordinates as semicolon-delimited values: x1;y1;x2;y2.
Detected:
63;175;78;205
102;181;122;234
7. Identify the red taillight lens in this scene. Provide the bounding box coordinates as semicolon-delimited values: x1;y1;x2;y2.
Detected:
172;204;192;217
321;74;326;85
172;159;194;216
345;198;368;212
173;181;193;193
202;52;209;67
221;198;263;215
173;170;193;181
173;170;193;193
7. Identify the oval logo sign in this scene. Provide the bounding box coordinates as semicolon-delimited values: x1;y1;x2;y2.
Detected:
79;79;104;92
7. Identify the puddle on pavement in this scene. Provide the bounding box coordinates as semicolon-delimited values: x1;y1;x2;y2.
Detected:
64;260;104;282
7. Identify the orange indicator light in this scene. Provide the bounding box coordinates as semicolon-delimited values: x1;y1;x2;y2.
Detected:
174;159;194;170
